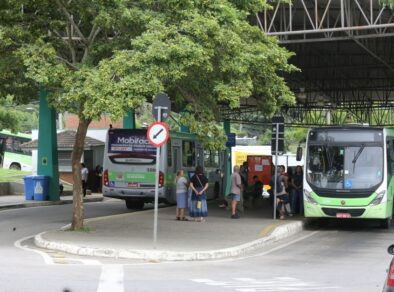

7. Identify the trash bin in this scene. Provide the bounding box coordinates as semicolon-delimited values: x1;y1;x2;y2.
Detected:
23;176;34;200
32;175;49;201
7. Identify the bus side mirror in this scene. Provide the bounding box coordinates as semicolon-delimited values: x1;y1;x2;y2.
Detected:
296;147;302;161
388;244;394;255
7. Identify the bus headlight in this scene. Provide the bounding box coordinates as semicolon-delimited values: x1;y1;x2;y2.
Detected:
304;189;318;205
370;190;386;206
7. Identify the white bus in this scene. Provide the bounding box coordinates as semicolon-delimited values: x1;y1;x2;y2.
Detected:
0;130;32;171
102;128;223;209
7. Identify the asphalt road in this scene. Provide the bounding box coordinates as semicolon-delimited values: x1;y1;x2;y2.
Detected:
0;200;393;292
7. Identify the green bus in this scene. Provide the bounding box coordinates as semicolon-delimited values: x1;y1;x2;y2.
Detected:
0;130;32;171
303;126;393;228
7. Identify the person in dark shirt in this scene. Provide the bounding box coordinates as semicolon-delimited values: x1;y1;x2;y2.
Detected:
244;175;264;208
291;165;304;215
245;175;263;199
189;166;209;222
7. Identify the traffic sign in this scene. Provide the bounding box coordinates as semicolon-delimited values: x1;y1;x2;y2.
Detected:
152;93;171;121
147;122;170;147
226;133;236;147
271;116;285;154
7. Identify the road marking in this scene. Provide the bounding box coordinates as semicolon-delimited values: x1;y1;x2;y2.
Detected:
14;235;101;265
97;264;124;292
192;277;339;291
252;231;320;258
258;223;285;237
14;235;54;265
207;230;320;264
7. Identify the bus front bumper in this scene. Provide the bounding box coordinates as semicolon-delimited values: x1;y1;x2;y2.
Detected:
102;186;165;200
304;200;392;219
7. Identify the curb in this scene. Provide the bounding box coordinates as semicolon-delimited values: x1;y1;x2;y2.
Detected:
34;221;303;262
0;197;103;211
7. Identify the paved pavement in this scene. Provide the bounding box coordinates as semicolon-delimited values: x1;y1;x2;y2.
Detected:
31;198;304;262
0;193;103;210
0;193;304;262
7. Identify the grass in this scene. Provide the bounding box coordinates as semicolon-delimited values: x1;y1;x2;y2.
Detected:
0;168;31;183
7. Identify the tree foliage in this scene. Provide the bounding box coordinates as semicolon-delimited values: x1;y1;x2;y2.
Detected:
259;127;307;153
0;96;23;131
1;0;296;228
380;0;394;8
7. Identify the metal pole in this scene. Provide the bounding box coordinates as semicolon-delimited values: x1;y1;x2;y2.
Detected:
153;107;161;248
273;123;279;220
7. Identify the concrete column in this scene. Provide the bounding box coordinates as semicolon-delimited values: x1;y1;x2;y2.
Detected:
37;88;60;201
123;110;136;129
224;120;231;196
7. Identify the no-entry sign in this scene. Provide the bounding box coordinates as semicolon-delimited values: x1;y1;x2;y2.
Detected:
147;122;169;147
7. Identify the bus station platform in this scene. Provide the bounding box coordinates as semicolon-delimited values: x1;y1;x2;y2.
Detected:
33;200;304;262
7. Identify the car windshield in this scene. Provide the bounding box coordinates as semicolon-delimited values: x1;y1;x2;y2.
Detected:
307;145;383;190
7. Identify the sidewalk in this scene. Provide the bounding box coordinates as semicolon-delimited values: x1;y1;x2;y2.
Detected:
0;193;103;210
34;199;304;261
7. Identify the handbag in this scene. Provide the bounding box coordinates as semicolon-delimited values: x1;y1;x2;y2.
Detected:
196;200;202;209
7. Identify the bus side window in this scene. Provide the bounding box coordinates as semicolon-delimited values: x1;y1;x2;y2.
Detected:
387;139;394;176
5;137;13;152
204;150;219;168
167;140;172;167
0;138;5;151
182;141;195;167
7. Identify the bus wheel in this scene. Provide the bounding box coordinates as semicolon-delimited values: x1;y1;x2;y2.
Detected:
9;163;21;171
125;199;144;210
380;218;391;229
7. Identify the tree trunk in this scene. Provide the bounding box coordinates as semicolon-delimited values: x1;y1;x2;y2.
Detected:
71;117;91;230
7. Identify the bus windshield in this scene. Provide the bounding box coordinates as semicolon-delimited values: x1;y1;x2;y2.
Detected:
307;144;383;190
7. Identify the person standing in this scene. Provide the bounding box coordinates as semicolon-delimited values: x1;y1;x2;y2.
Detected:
94;165;103;193
292;165;304;215
189;166;209;222
273;167;292;219
229;165;242;219
175;169;189;221
81;163;89;197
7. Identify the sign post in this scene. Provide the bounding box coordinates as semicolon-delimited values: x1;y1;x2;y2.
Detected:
147;117;169;248
148;95;171;248
271;116;284;220
152;93;171;122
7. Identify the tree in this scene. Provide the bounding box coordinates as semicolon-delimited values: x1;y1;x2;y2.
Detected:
258;127;307;153
1;0;296;229
380;0;394;8
0;96;23;132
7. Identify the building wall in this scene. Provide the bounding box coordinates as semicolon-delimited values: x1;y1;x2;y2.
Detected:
60;172;73;184
65;113;122;129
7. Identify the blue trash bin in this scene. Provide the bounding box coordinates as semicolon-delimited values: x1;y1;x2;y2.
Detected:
32;175;49;201
23;176;34;200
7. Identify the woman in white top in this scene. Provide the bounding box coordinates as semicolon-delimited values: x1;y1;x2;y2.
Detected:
175;169;189;221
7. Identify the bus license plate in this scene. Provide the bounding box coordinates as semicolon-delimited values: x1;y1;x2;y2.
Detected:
336;213;351;218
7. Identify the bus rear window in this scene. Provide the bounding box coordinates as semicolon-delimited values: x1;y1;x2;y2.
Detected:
109;154;155;165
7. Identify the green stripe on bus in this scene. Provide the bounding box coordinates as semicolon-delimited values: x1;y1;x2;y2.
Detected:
310;191;375;207
108;172;156;183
